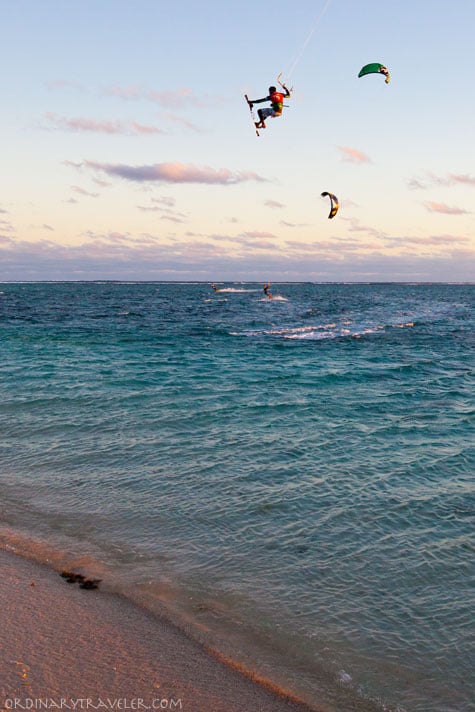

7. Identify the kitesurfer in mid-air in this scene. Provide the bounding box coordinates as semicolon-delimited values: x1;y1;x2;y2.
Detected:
248;83;291;129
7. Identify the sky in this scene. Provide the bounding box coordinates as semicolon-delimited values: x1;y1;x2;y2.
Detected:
1;0;474;282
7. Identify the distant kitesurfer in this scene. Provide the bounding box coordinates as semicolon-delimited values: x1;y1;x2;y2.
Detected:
263;282;273;299
247;83;291;130
211;283;218;292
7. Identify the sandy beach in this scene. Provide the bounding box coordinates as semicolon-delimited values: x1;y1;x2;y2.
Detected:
0;549;321;712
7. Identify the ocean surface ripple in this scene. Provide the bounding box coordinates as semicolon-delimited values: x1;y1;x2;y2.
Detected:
0;282;473;712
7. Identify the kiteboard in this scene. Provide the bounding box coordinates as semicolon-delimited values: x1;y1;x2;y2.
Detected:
244;94;259;137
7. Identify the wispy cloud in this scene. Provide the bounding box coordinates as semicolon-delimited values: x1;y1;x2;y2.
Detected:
407;177;427;190
105;85;223;110
390;234;469;246
25;224;55;232
44;113;164;135
130;121;165;135
160;214;186;224
147;88;223;109
71;185;100;198
137;200;188;223
82;160;267;185
428;172;475;187
152;196;175;207
449;173;475;186
344;217;386;239
0;235;17;249
286;238;382;253
92;178;112;188
337;146;372;164
162;113;205;133
426;172;453;187
280;220;309;228
241;231;277;239
409;172;475;189
0;219;15;233
104;85;142;100
423;201;469;215
63;160;83;170
45;79;84;92
264;200;285;209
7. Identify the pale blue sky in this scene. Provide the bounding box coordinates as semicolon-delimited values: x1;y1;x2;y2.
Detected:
1;0;474;281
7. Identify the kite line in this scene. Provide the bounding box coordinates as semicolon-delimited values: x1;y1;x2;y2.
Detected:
284;0;335;81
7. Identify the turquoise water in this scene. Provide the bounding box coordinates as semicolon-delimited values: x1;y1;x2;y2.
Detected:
0;282;473;711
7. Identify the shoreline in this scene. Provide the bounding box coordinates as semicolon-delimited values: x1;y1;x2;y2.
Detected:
0;547;324;712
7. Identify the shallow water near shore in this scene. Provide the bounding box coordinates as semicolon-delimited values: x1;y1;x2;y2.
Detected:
0;281;473;711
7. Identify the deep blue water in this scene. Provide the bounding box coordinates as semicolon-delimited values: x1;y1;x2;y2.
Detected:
0;282;473;712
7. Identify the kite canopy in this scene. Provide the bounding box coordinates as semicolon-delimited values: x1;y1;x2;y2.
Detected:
358;62;390;84
321;191;339;219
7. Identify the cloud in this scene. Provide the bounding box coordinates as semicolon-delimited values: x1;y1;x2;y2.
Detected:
82;160;267;185
44;113;164;135
411;172;475;189
241;231;277;239
264;200;285;209
337;146;372;164
407;177;427;190
152;196;175;207
130;122;165;135
0;234;16;247
423;201;469;215
3;233;473;282
160;215;186;224
147;88;222;109
390;234;469;246
0;219;15;233
63;160;83;170
71;185;100;198
105;85;223;110
45;79;84;92
92;178;112;188
286;238;382;254
428;172;475;187
426;172;453;187
137;202;188;223
162;113;205;133
280;220;309;228
344;218;386;240
104;85;142;100
449;173;475;186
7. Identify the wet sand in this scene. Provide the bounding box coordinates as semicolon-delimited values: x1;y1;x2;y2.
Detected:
0;549;322;712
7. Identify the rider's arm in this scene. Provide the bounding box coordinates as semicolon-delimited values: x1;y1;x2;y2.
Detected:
249;95;269;104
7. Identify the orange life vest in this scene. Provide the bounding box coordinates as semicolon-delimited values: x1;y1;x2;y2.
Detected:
269;91;285;111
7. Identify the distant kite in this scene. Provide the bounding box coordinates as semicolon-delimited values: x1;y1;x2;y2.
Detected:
321;191;339;219
358;63;390;84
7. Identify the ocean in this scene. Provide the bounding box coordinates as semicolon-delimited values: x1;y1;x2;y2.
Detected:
0;281;473;712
